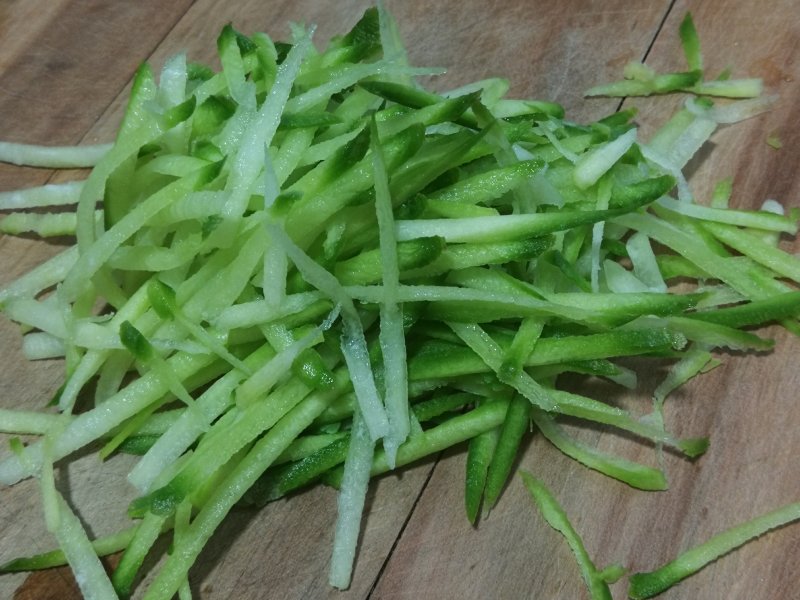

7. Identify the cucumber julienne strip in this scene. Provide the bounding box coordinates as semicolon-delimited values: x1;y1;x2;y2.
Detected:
37;436;119;600
628;501;800;599
0;246;79;307
329;407;374;589
370;116;410;467
0;180;85;210
532;410;668;491
0;525;137;573
394;181;669;243
0;142;111;168
465;422;500;524
0;408;67;436
521;472;613;600
0;6;798;599
482;394;531;511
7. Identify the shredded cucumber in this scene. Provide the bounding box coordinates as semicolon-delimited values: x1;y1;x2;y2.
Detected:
0;7;798;599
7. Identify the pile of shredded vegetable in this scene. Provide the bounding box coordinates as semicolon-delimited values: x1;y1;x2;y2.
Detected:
0;6;798;599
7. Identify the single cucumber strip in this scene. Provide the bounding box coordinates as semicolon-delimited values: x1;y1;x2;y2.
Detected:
590;176;613;292
685;291;800;328
688;78;763;98
334;237;444;285
574;128;637;190
217;25;256;110
261;227;289;314
0;141;112;167
656;197;797;234
711;178;733;208
409;328;686;381
274;432;349;466
702;221;800;282
0;210;97;237
285;62;442;114
377;0;410;71
173;499;193;600
213;292;324;330
48;492;121;600
662;315;773;351
371;117;409;466
532;410;668;491
404;237;552;281
423;199;499;218
368;399;510;477
426;160;545;206
604;260;650;293
346;283;592;323
628;501;800;599
503;318;545;374
0;246;78;307
626;232;667;292
521;471;613;600
0;180;85;209
584;70;702;97
0;408;67;435
465;424;500;524
685;93;777;125
241;435;351;506
22;332;66;360
39;442;119;600
112;512;167;598
411;392;478;422
395;199;657;243
0;525;137;573
653;347;719;406
483;394;531;511
330;407;375;589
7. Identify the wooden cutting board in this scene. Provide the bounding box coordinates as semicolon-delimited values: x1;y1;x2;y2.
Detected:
1;1;798;598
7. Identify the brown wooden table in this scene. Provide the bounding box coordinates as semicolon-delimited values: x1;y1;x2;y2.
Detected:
1;1;798;598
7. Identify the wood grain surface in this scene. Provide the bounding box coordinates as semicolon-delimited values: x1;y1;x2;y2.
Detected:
0;1;798;599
